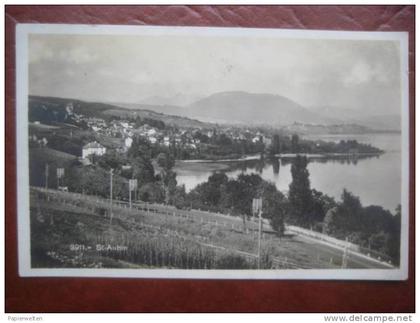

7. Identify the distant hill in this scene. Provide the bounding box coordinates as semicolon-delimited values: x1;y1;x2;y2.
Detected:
313;105;401;132
29;96;212;129
112;102;188;118
29;95;397;134
312;105;360;121
119;92;335;126
138;93;197;106
281;123;374;135
184;91;335;125
114;92;401;132
354;114;401;132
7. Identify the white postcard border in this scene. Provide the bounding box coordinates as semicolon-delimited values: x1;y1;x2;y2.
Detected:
15;23;410;280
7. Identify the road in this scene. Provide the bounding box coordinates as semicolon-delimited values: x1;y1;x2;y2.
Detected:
294;234;392;269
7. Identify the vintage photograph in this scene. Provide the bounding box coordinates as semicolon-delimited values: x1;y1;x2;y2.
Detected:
16;24;409;279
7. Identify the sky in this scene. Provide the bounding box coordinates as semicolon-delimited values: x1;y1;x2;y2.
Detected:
28;32;402;117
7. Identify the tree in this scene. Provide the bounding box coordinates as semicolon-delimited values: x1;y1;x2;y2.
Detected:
271;158;280;175
322;189;364;239
258;181;286;236
132;158;156;184
172;185;187;209
323;207;338;235
369;231;390;255
65;165;126;200
219;178;243;214
128;136;152;160
288;155;313;226
310;189;337;227
96;151;127;170
157;152;177;204
186;173;229;212
186;172;286;235
337;189;363;233
157;152;175;172
193;131;209;144
291;134;300;153
138;182;165;203
164;171;178;204
126;136;157;185
387;205;401;265
201;172;229;207
269;134;281;155
235;174;263;216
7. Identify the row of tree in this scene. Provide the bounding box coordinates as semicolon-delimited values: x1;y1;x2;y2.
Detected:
284;155;401;264
187;172;286;235
268;134;383;156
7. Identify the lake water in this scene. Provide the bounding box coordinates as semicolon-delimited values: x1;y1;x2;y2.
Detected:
174;133;402;212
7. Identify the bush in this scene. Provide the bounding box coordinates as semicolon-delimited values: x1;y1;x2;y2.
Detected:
215;254;251;269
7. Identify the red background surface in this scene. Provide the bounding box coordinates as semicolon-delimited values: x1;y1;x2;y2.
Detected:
5;5;415;313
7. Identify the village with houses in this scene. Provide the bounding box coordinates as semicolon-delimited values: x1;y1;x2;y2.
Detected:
29;100;277;165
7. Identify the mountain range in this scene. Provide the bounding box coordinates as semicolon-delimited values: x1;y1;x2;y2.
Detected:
116;91;400;131
116;91;337;125
186;91;338;125
30;91;400;133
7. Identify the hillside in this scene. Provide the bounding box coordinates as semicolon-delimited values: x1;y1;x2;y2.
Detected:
29;95;120;121
102;108;209;129
113;102;187;117
29;96;212;129
30;187;391;270
30;147;77;165
116;92;336;126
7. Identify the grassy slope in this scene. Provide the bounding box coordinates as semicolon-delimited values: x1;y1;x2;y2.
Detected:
102;108;210;129
30;147;77;165
30;188;353;270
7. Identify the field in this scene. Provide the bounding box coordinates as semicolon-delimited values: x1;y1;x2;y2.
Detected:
30;147;77;163
102;108;210;129
30;187;391;270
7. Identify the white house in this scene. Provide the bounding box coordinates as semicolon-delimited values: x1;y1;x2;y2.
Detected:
147;128;157;136
252;136;261;143
82;141;106;159
124;136;133;149
262;136;272;146
163;136;171;146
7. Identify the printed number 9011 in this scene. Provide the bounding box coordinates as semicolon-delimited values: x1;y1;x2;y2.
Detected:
69;244;89;251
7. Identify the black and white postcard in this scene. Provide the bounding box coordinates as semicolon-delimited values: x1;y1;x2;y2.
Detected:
15;24;409;279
